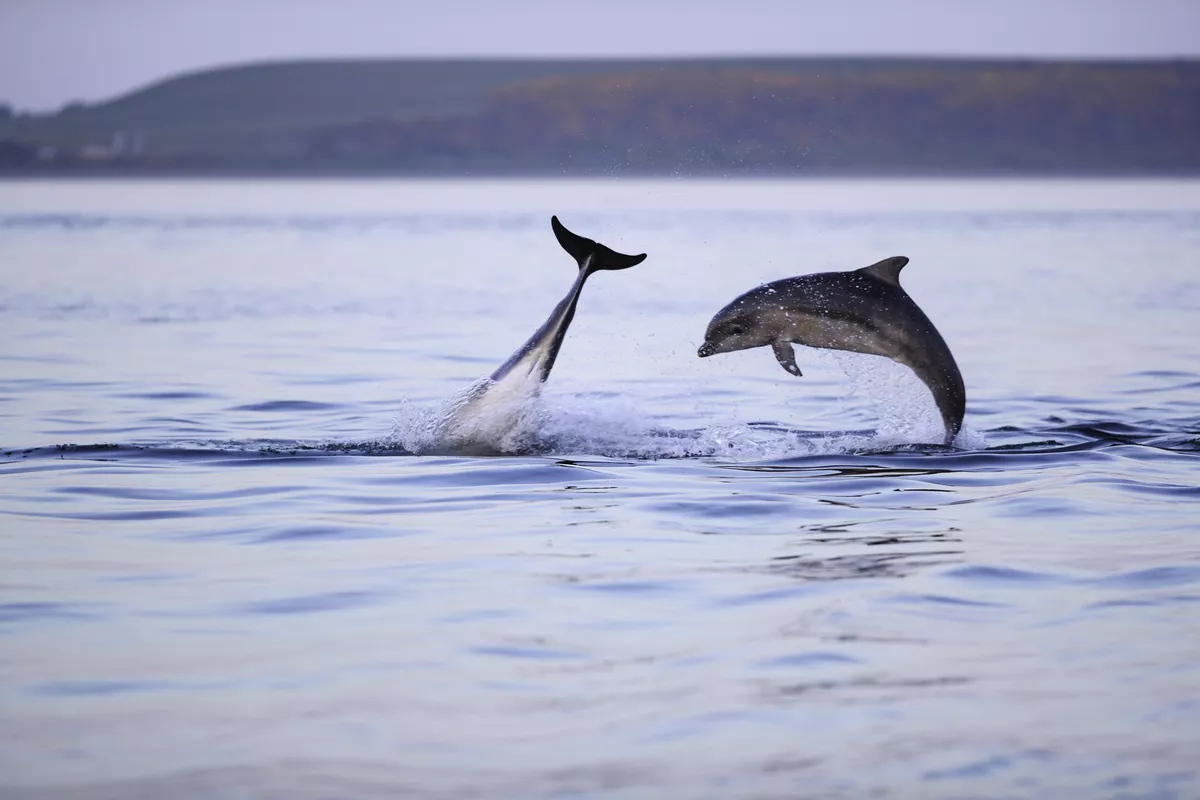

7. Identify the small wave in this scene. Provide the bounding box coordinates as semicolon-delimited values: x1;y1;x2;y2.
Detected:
26;680;183;697
469;644;587;661
115;390;219;401
756;652;861;668
235;590;385;616
230;400;345;413
942;566;1066;585
0;602;100;624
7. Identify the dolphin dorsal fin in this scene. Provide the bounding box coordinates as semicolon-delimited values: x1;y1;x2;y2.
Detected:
552;216;646;272
859;256;910;287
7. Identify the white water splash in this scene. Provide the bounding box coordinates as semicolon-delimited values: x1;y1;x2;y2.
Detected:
390;346;982;458
818;348;983;449
528;395;879;459
391;374;546;455
390;384;960;460
820;349;945;443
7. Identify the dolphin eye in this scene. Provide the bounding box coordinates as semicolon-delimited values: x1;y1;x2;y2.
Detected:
727;324;745;336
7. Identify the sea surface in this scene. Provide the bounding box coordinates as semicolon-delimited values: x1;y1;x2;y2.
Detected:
1;178;1198;799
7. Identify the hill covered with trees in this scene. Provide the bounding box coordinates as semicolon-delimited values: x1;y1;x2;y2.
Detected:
2;58;1197;175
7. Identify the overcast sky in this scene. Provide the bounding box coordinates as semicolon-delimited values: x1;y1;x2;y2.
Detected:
2;0;1198;110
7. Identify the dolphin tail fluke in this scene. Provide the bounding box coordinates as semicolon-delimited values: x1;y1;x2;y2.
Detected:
552;216;647;272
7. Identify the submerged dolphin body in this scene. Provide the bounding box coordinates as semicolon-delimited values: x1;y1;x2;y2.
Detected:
434;216;645;451
697;257;965;444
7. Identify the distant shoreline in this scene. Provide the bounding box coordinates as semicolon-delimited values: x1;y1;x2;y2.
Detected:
4;167;1200;180
3;56;1197;178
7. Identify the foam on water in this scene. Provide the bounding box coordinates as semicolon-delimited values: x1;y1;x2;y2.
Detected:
823;348;986;449
395;375;546;456
390;351;983;459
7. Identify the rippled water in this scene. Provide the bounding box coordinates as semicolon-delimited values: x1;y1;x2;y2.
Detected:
1;179;1198;798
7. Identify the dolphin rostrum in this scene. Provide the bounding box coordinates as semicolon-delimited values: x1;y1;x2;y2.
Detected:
433;216;645;450
697;256;965;444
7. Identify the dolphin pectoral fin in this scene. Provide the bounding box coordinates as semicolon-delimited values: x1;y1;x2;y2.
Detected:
772;340;802;377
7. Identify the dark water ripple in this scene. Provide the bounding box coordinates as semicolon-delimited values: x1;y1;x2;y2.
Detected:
0;602;102;624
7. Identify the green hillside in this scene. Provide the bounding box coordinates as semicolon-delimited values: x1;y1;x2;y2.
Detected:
7;58;901;151
2;58;1198;174
1;60;654;148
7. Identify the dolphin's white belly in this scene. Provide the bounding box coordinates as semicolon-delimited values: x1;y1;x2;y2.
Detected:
431;367;544;453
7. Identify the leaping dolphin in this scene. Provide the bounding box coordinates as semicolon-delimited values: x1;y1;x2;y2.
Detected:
432;216;646;451
697;256;965;444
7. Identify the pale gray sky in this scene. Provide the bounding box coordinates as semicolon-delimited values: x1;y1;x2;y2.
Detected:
2;0;1198;111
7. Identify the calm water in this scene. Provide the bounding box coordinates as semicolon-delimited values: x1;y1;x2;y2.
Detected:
1;179;1198;798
